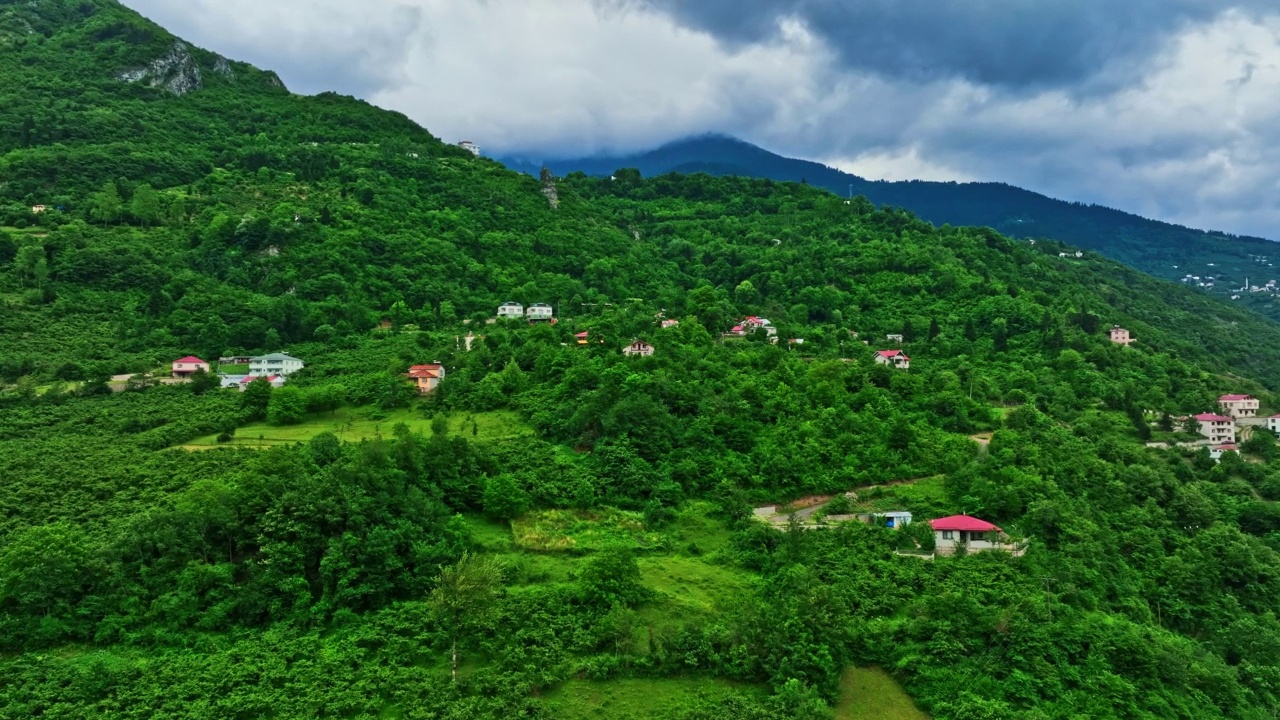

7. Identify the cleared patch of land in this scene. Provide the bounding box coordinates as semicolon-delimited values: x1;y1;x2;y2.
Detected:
512;508;662;551
836;666;931;720
178;407;531;450
539;677;768;720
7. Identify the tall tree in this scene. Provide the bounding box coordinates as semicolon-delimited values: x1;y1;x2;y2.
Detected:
428;553;503;681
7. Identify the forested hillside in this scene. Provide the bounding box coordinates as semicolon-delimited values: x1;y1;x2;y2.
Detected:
502;135;1280;321
7;2;1280;719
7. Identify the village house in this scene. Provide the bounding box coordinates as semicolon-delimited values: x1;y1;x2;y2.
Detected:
1219;394;1260;419
458;140;480;156
219;374;247;389
574;331;604;345
871;511;913;528
407;363;446;393
728;316;777;337
31;204;47;214
238;375;286;391
1109;326;1134;345
497;302;524;319
1195;413;1237;444
930;515;1024;556
1210;444;1238;462
661;319;680;329
171;356;210;378
1268;414;1280;435
218;356;253;365
623;340;654;357
885;333;905;343
526;303;554;322
249;353;305;377
874;349;910;370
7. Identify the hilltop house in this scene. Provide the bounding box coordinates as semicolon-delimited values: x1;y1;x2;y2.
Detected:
930;515;1024;556
1194;413;1237;444
171;356;210;378
526;303;554;322
623;340;654;357
874;349;911;370
1219;394;1260;419
886;333;904;343
458;140;480;156
249;353;304;377
407;364;446;393
1109;326;1134;345
497;302;524;319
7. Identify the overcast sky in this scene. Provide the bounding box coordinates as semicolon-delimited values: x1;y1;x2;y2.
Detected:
122;0;1280;239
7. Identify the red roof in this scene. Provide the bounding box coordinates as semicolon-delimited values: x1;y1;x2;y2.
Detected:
1219;394;1255;401
930;515;1001;532
730;325;744;333
575;331;589;338
174;356;207;364
1194;413;1234;422
876;350;909;360
408;364;443;378
1214;444;1238;451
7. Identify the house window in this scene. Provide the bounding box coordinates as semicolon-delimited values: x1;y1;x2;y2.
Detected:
941;531;953;540
970;532;985;542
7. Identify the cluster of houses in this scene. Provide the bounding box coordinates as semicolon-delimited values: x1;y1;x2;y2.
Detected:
170;353;305;391
495;302;556;323
1180;393;1280;460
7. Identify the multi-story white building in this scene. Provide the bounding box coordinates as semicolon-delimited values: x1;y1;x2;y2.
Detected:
1194;413;1236;444
1219;394;1260;419
249;353;305;377
458;141;480;156
526;303;554;322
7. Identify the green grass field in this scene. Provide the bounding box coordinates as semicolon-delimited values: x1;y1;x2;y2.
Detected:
178;407;531;450
835;667;931;720
512;508;664;551
539;677;768;720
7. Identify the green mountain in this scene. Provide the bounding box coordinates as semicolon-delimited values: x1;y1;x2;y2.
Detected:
500;135;1280;318
6;3;1280;719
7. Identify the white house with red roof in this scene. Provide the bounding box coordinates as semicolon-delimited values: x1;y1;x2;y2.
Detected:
661;319;680;329
623;340;654;357
1210;444;1238;462
238;375;285;391
930;515;1023;556
1218;394;1260;419
171;356;210;378
1194;413;1236;444
874;349;910;370
407;364;446;393
728;316;777;337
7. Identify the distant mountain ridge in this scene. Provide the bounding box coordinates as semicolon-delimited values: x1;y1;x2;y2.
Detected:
500;135;1280;319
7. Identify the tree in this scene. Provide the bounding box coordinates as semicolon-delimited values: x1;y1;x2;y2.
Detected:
428;553;503;681
90;181;122;224
129;183;160;226
189;369;219;395
482;473;530;520
579;548;648;608
267;385;307;425
241;377;273;421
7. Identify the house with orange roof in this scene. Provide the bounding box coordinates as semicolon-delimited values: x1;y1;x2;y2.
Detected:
407;363;446;394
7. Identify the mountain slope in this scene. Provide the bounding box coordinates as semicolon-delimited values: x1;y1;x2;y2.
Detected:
7;3;1280;720
500;135;1280;317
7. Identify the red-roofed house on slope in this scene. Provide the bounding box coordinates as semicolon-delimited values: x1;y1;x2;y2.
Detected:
930;515;1024;556
1195;413;1237;445
407;364;446;394
172;356;210;378
874;349;910;370
1219;394;1260;419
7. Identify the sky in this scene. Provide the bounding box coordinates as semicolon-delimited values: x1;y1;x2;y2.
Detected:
121;0;1280;239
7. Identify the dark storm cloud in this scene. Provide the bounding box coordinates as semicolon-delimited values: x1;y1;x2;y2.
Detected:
631;0;1265;90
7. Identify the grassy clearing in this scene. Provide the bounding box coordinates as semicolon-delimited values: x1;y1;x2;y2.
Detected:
847;476;949;516
835;666;931;720
177;407;531;450
639;555;757;614
512;508;662;552
538;677;768;720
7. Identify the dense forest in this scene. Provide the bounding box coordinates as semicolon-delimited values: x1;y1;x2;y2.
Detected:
7;1;1280;718
504;134;1280;321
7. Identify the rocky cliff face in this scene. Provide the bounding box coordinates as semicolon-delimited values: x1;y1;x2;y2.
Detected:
116;40;203;95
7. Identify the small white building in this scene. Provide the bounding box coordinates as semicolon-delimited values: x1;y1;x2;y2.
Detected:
31;204;48;214
661;319;680;329
728;316;777;337
872;511;912;529
1267;414;1280;435
458;140;480;156
623;340;655;357
238;375;287;391
886;333;904;343
1194;413;1237;445
1109;326;1134;345
874;349;910;370
497;302;525;319
249;353;304;377
526;303;554;322
1219;394;1260;419
1210;444;1238;462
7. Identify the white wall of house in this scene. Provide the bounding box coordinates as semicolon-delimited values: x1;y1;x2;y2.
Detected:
249;355;304;376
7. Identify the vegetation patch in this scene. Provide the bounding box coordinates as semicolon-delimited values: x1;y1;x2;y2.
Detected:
836;666;931;720
538;677;768;720
512;508;663;552
177;407;531;449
